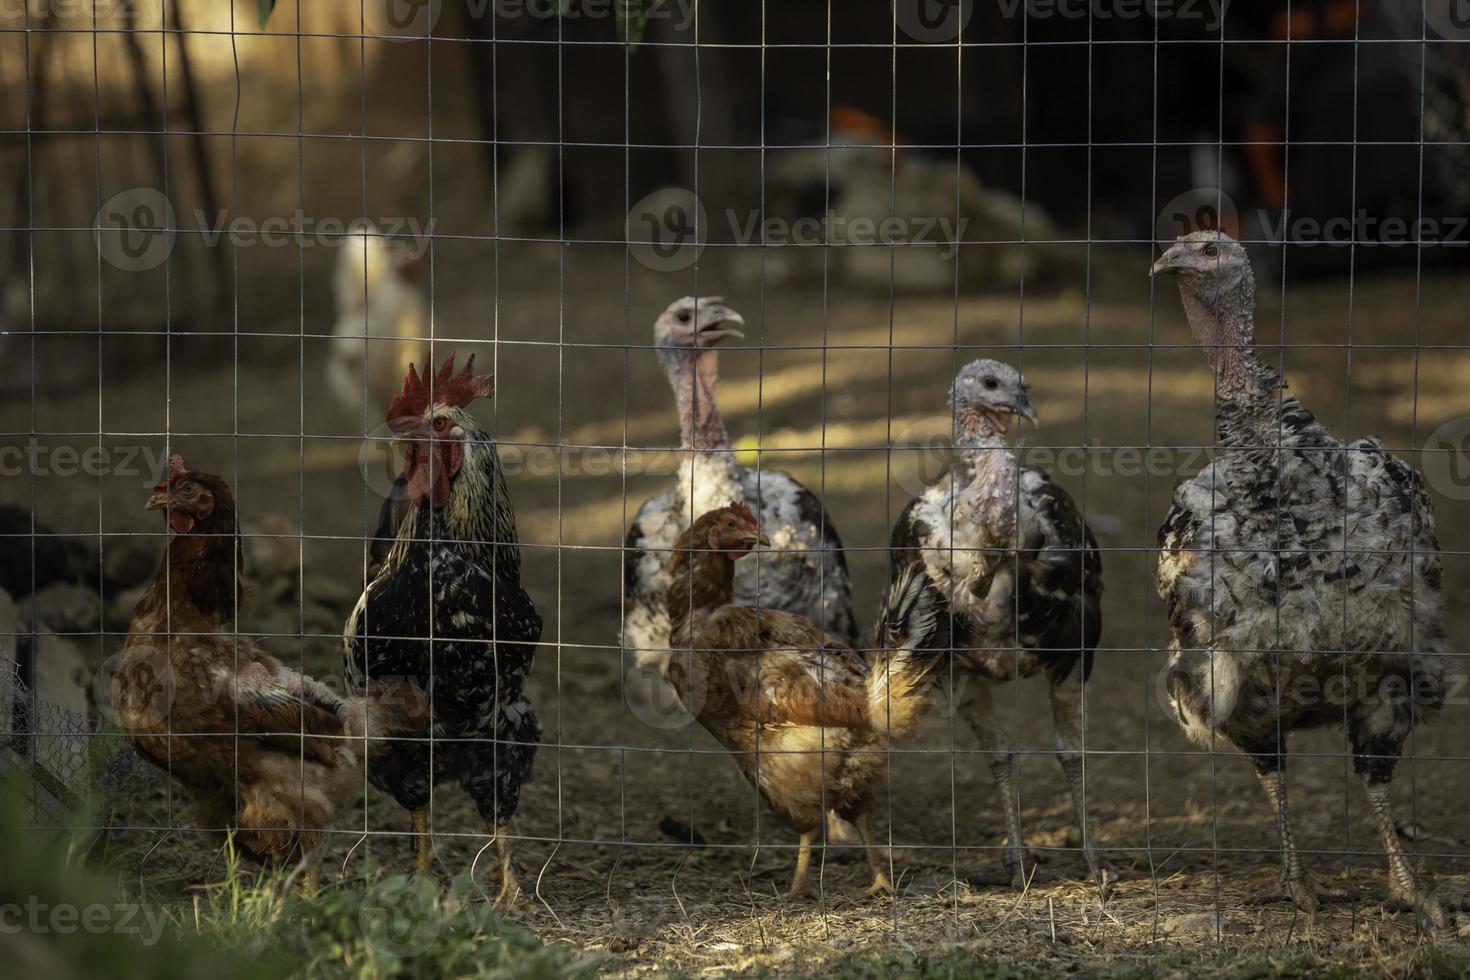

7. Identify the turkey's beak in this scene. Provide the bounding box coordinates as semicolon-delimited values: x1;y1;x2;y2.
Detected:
1150;245;1185;277
1013;390;1039;428
697;303;745;343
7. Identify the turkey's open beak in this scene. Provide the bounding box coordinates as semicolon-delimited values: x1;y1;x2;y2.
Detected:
1150;246;1185;277
697;303;745;343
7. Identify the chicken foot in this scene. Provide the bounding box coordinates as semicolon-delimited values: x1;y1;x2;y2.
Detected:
855;812;894;897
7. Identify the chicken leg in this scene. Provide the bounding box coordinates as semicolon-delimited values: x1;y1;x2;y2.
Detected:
784;832;815;899
854;812;894;897
488;821;527;913
410;808;435;878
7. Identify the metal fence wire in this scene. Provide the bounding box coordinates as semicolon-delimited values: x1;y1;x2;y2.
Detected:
2;0;1470;961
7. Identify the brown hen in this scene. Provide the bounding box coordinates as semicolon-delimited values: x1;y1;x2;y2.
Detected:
667;503;950;897
112;455;422;872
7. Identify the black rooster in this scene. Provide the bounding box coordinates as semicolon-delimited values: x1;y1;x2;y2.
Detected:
344;353;542;909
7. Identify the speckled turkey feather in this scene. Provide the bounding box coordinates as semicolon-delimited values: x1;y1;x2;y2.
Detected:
626;452;857;670
891;456;1102;684
1157;365;1447;756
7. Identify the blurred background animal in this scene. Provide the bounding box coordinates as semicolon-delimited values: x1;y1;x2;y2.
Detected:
327;225;429;421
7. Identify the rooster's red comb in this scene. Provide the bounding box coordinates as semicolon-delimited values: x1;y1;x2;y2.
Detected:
152;454;188;493
728;500;758;529
386;352;494;430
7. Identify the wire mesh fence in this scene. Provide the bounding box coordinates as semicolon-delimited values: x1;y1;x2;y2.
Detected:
2;0;1470;970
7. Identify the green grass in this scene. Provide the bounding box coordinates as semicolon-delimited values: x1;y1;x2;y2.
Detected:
0;773;596;979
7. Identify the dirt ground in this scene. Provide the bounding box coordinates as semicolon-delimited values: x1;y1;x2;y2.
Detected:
7;236;1470;973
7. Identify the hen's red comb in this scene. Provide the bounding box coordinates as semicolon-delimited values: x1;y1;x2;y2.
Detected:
386;352;494;430
728;500;758;529
152;454;188;493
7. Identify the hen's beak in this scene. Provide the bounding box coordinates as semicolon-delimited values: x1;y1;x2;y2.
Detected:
697;304;745;342
1150;245;1184;277
145;489;171;512
738;528;770;549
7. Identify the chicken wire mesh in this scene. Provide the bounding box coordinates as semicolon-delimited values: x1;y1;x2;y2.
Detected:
2;0;1470;970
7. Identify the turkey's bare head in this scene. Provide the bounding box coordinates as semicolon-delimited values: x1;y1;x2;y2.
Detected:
950;359;1036;441
1151;230;1252;299
1151;230;1259;384
654;296;745;350
655;296;745;450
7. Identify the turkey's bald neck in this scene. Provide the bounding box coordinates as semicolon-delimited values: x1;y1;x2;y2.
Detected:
957;432;1019;540
1178;273;1272;400
1179;273;1294;451
662;347;729;451
667;546;735;628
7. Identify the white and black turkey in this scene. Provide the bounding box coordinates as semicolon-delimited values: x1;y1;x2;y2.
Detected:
890;359;1104;887
623;297;857;674
1153;230;1452;930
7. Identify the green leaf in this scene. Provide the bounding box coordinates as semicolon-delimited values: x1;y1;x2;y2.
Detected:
257;0;276;30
